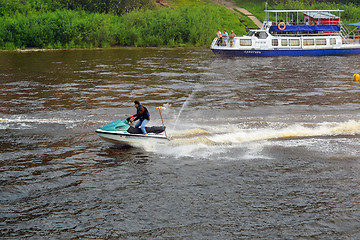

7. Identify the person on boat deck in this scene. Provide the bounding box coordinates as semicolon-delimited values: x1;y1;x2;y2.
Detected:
216;29;222;46
222;30;228;46
217;29;222;39
229;30;236;47
130;100;150;135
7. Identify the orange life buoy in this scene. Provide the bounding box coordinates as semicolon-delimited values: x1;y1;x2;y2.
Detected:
278;22;286;31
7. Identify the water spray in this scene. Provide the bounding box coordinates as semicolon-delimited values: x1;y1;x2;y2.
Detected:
174;86;199;130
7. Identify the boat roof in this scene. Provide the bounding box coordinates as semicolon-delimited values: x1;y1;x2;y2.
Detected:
348;22;360;27
269;24;341;33
249;29;267;32
265;9;344;13
303;11;339;19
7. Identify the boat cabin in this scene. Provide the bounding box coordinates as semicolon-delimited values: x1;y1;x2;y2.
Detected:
303;11;339;25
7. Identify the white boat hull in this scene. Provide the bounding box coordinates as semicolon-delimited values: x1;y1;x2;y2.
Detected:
96;129;169;147
211;46;360;56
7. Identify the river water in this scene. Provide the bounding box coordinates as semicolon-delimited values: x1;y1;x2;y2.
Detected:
1;48;360;239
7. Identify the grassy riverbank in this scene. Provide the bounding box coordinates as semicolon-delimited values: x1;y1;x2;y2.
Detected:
0;0;250;50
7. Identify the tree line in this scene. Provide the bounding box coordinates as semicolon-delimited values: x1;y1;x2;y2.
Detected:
58;0;155;15
0;0;155;17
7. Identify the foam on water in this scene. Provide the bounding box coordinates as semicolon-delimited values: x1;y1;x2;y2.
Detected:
3;115;359;158
209;120;360;144
169;136;216;146
0;117;83;129
154;119;360;158
168;119;360;144
0;117;80;124
169;128;210;139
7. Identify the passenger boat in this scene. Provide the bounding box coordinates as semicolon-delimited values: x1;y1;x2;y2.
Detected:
211;9;360;56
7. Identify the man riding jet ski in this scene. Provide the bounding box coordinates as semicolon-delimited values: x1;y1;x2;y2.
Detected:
95;104;168;146
130;100;150;135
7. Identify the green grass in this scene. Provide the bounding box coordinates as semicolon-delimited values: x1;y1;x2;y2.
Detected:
0;10;123;49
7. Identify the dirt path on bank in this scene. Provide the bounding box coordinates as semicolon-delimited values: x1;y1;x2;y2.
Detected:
211;0;263;28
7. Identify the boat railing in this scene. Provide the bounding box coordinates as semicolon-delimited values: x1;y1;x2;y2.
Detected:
270;32;340;37
264;9;344;26
212;37;230;47
339;21;352;43
342;38;360;45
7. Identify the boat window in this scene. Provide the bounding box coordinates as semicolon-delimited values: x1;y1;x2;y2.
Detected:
289;39;300;46
240;39;252;46
246;31;255;37
272;39;279;46
316;39;327;45
303;39;315;46
330;38;336;45
255;31;268;39
281;39;288;46
260;32;268;39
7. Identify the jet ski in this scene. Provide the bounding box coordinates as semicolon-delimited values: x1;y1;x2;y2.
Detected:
96;118;168;146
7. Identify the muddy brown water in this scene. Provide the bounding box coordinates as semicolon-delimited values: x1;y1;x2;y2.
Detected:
1;48;360;239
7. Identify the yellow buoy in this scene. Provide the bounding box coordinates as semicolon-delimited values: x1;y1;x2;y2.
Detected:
353;73;360;81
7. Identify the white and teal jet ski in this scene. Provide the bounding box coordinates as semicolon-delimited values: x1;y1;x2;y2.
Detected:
96;118;168;146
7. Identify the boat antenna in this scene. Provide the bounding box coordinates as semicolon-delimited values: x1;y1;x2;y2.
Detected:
265;1;268;21
156;106;168;139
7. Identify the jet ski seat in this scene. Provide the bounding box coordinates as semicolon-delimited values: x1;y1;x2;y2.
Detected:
127;126;166;134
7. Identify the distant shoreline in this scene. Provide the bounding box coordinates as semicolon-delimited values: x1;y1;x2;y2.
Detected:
0;46;210;53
